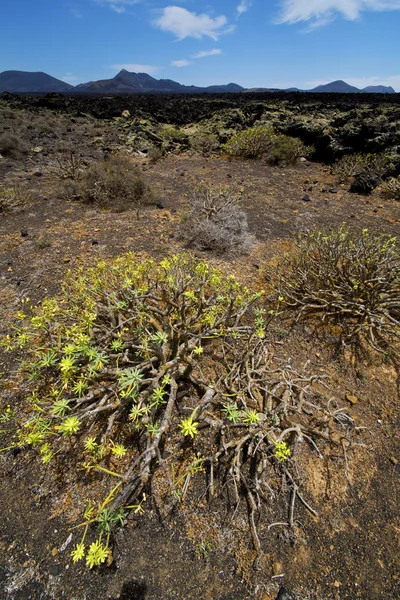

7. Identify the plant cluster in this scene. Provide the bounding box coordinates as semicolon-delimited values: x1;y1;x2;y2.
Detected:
275;225;400;350
223;125;277;159
0;184;30;212
382;175;400;200
48;150;85;180
58;153;153;212
0;133;28;159
223;125;308;164
2;254;358;566
332;152;392;182
190;133;220;155
179;185;253;254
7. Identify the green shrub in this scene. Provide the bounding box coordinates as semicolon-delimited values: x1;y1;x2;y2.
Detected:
275;225;400;350
58;153;152;212
223;125;276;158
265;134;308;166
179;185;253;254
147;145;163;163
332;152;392;182
2;254;357;566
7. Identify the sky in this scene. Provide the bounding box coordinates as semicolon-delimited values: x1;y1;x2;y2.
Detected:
1;0;400;90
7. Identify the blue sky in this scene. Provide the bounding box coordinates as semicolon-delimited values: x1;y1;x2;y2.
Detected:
2;0;400;90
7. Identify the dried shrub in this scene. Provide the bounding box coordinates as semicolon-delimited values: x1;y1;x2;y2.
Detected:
48;151;85;180
223;125;276;158
3;254;357;567
58;153;153;212
179;185;253;254
382;176;400;200
275;225;400;350
0;133;28;159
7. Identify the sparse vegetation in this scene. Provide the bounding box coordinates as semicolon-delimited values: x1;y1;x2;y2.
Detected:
179;185;253;254
0;184;30;212
191;133;220;155
58;153;152;211
382;175;400;200
2;254;357;567
275;225;400;350
265;134;309;165
332;152;392;182
0;133;28;159
224;125;276;158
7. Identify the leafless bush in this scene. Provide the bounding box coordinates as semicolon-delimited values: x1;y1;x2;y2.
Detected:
179;185;254;254
48;150;85;180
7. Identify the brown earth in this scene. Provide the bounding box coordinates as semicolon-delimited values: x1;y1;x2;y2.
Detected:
0;99;399;600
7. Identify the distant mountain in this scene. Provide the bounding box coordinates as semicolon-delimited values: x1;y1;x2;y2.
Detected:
0;70;396;95
75;69;244;94
310;80;360;93
0;70;74;93
361;85;395;94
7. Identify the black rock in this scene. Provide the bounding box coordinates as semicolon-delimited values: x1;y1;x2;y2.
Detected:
276;587;294;600
49;565;61;577
329;188;337;193
350;172;380;195
21;229;29;237
156;202;165;209
91;239;99;245
302;194;311;202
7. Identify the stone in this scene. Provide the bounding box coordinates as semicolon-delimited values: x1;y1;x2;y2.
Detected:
121;110;131;118
345;393;358;405
389;456;398;466
302;194;311;202
276;588;294;600
350;172;380;195
329;188;337;193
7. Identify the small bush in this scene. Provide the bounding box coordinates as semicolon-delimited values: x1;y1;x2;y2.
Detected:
223;125;276;158
58;153;152;212
0;133;28;159
159;125;188;144
265;134;308;166
382;176;400;200
0;184;30;212
179;185;253;254
147;145;163;163
191;133;219;155
332;152;391;182
275;225;400;350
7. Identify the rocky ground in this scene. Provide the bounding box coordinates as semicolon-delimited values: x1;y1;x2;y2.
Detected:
0;94;399;600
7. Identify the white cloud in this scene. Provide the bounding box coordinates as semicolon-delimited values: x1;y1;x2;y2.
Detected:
93;0;139;13
154;6;231;40
278;0;400;27
171;59;191;67
192;49;222;58
110;63;160;74
236;0;252;18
